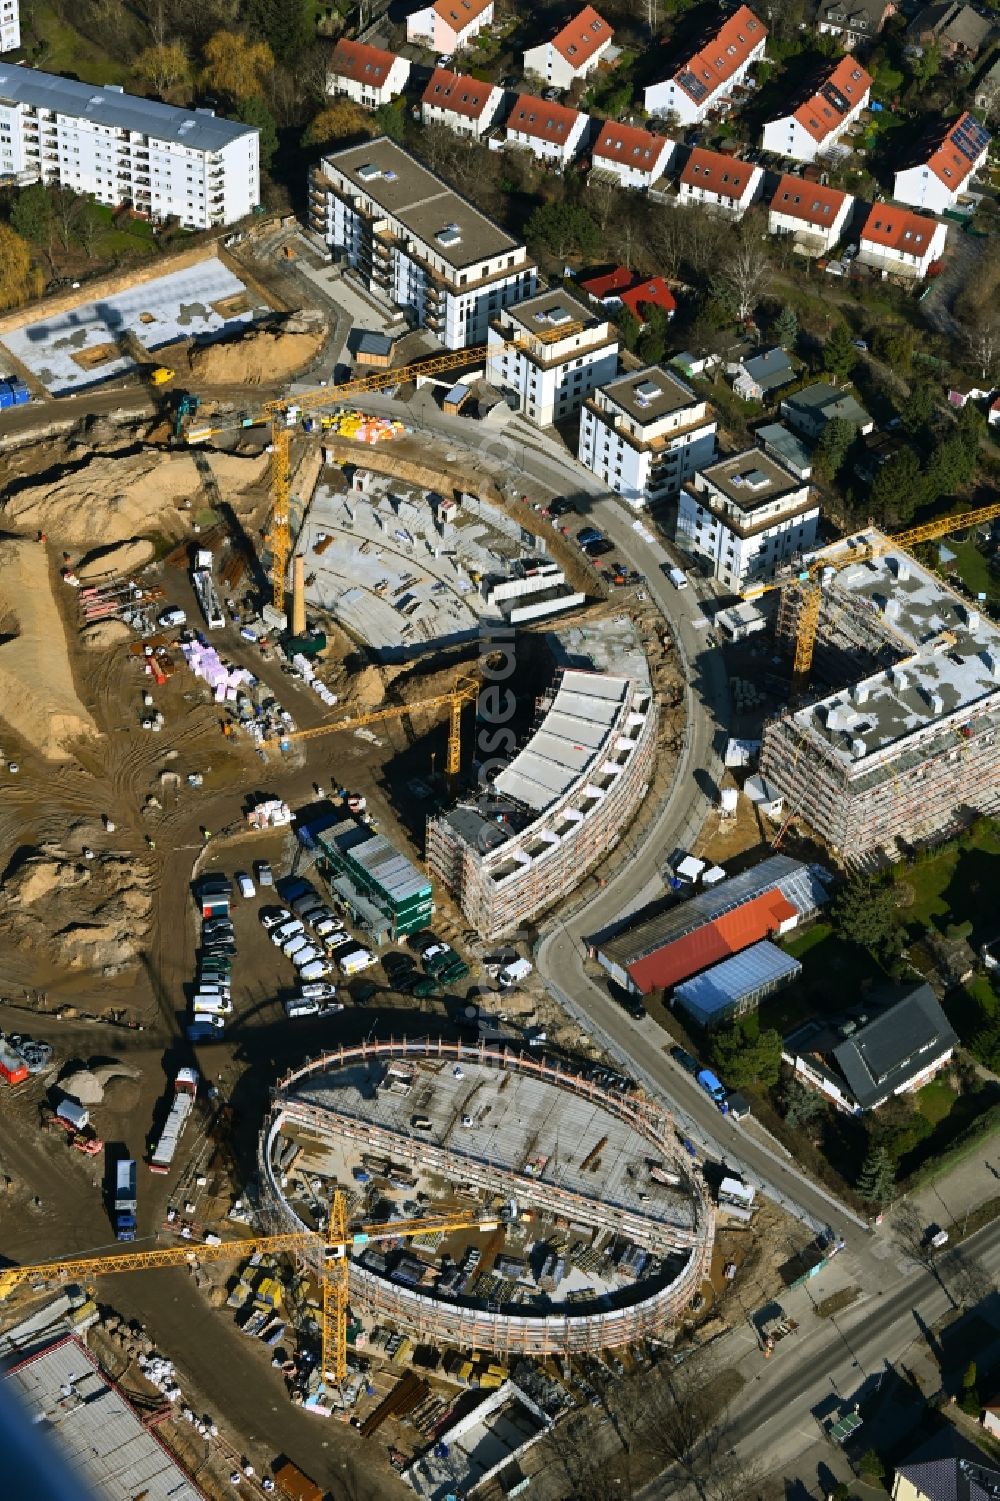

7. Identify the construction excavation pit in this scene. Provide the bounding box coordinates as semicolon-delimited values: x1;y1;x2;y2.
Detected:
261;1040;715;1357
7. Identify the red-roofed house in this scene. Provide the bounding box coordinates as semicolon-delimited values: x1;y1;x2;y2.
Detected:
592;120;676;188
621;276;677;322
989;395;1000;428
524;6;614;89
626;891;799;994
645;4;767;125
858;204;948;279
893;111;992;214
407;0;494;53
579;266;635;303
504;95;589;166
421;68;503;138
762;55;871;163
327;39;411;109
678;147;763;218
769;175;853;254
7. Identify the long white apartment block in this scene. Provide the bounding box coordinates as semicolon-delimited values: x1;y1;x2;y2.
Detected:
0;64;259;228
675;448;818;590
1;0;19;53
309;137;536;350
486;288;619;427
578;365;717;509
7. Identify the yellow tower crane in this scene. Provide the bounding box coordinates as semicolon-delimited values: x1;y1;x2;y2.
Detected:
265;674;479;781
187;323;585;617
744;501;1000;692
0;1192;505;1388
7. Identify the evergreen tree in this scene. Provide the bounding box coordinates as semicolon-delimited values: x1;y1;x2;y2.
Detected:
961;1360;980;1415
243;0;312;66
856;1143;895;1204
236;96;278;172
774;303;798;349
859;1450;885;1484
869;448;922;528
815;416;856;481
824;321;856;381
832;875;900;957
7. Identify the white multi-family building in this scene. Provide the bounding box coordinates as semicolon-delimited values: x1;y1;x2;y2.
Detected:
676;448;819;590
407;0;494;54
678;147;762;218
0;64;258;227
857;203;948;279
504;95;589;166
486;288;619;427
523;5;614;89
326;39;411;109
591;120;676;188
645;4;767;125
1;0;19;53
768;175;853;255
421;68;503;137
578;365;717;508
761;54;871;163
893;111;991;214
309;138;536;349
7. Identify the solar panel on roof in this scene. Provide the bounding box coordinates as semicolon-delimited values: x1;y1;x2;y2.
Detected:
952;114;990;163
677;68;708;101
821;83;850;113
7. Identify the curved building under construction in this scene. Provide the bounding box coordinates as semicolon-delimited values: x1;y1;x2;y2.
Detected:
259;1039;714;1356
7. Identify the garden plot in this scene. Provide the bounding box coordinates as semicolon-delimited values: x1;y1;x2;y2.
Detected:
2;257;271;394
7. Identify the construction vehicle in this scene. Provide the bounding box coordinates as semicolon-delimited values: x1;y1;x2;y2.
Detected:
267;674;479;783
150;366;175;386
0;1192;507;1391
173;391;201;439
744;501;1000;692
113;1158;138;1241
186;323;585;618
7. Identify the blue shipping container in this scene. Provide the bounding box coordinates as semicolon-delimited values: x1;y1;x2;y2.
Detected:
0;387;14;410
7;381;29;405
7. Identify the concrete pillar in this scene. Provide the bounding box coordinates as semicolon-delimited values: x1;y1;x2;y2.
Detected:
291;554;306;637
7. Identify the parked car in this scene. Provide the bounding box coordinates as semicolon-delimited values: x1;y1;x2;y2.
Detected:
236;871;255;899
261;908;293;930
301;982;338;1000
158;606;187;629
255;861;274;886
585;538;615;558
285;998;319;1018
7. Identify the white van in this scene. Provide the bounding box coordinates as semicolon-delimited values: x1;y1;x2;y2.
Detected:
284;997;320;1018
293;945;322;968
191;1011;226;1031
282;934;309;959
667;566;688;590
338;947;375;977
192;993;233;1015
299;958;331;982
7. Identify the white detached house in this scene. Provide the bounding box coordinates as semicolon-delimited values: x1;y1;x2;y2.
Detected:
326;40;411;110
406;0;494;53
504;95;589;166
421;68;503;137
523;5;614;90
645;4;767;125
678;148;762;218
591;120;676;188
769;175;853;255
761;54;871;164
858;204;948;279
893;112;991;214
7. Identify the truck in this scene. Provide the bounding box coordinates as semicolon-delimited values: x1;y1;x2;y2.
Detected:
498;958;533;989
148;1068;199;1173
113;1158;138;1240
191;550;225;630
696;1069;729;1112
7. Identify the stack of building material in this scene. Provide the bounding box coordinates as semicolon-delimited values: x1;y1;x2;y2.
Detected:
246;798;292;829
180;638;254;700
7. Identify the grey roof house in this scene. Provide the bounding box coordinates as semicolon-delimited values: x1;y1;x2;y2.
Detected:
785;982;958;1113
817;0;896;49
780;382;874;440
905;1;994;56
731;348;797;402
892;1428;1000;1501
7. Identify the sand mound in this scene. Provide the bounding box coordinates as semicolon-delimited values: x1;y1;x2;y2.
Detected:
59;1068;105;1106
80;620;132;651
0;847;154;970
101;1075;141;1113
189;308;327;386
348;665;386;711
3;446;268;547
77;539;155;582
0;541;100;759
91;1061;140;1088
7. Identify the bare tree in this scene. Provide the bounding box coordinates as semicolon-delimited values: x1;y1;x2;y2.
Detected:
964;318;1000;383
589;174;622;235
713;231;771;324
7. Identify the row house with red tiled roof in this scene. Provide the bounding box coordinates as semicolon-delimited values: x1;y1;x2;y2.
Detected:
645;4;767;126
762;54;871;164
769;176;854;255
858;204;948;279
678;147;763;218
406;0;494;54
503;95;589;166
326;39;411;109
523;5;614;89
421;68;503;138
893;111;991;214
591;120;676;188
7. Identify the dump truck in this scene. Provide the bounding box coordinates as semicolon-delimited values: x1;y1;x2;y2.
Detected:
113;1158;137;1241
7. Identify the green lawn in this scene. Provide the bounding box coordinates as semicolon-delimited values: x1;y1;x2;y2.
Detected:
758;921;887;1034
948;538;1000;609
897;820;1000;946
30;0;127;85
913;1075;958;1126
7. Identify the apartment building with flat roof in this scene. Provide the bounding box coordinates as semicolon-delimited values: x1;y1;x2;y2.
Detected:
0;63;258;227
676;448;819;590
578;365;717;508
309;138;536;348
0;0;19;52
486;287;618;426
